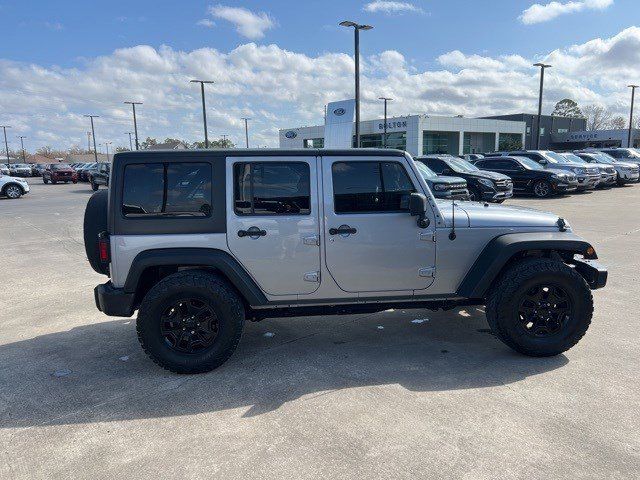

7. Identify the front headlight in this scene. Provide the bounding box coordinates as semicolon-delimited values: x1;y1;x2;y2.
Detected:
477;178;494;188
433;183;447;191
572;167;586;174
551;173;564;180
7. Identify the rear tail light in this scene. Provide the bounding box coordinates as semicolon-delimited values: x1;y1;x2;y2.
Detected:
98;232;110;263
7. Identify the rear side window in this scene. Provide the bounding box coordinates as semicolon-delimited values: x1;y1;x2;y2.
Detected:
233;162;310;215
332;161;415;213
122;163;212;217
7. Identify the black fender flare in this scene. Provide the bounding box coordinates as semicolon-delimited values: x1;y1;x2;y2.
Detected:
123;248;268;306
456;232;595;299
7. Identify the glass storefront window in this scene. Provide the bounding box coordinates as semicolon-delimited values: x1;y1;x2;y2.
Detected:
498;133;523;151
353;132;406;150
423;132;451;155
303;138;324;148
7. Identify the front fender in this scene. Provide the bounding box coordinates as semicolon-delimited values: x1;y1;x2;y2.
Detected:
456;232;598;299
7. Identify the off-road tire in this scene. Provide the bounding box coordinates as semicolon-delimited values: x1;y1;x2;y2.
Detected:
486;258;593;357
137;270;245;374
533;180;552;198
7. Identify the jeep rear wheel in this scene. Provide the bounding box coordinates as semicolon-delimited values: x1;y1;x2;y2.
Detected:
486;258;593;357
137;271;245;374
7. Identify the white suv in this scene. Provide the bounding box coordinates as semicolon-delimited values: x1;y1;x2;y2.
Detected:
0;172;30;199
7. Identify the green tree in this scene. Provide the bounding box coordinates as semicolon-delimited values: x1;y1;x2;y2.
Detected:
140;137;158;149
552;99;583;118
191;139;235;149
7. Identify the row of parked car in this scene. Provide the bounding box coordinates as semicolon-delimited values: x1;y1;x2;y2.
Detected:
415;147;640;201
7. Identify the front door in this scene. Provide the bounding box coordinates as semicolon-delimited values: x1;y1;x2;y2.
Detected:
226;156;321;296
322;156;436;293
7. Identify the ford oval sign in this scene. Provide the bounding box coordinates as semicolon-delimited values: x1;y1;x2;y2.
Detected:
285;130;297;139
333;108;346;116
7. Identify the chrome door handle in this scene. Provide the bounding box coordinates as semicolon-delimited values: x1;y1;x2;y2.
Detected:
238;226;267;238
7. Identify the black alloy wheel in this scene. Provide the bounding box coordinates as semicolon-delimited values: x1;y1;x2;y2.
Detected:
160;298;220;354
517;284;572;338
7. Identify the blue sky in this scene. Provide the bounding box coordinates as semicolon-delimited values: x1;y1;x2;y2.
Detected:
4;1;638;68
1;1;640;150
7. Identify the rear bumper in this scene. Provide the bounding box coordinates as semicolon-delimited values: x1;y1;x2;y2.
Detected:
94;282;135;317
572;257;608;290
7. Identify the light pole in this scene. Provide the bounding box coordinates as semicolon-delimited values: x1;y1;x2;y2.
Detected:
17;135;26;161
628;85;638;148
104;141;112;160
124;101;142;150
378;97;393;147
125;132;133;150
241;118;250;148
190;80;214;148
87;132;91;153
84;115;99;162
339;20;373;148
1;125;11;163
533;63;552;150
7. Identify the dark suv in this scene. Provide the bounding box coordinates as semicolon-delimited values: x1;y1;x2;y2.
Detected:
415;155;513;203
475;156;578;198
90;163;110;190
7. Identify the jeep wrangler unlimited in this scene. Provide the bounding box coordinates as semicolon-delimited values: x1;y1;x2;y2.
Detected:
84;149;607;374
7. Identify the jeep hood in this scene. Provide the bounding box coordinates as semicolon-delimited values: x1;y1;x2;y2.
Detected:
444;201;562;228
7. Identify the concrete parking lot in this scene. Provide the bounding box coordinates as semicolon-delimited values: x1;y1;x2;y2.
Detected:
1;181;639;479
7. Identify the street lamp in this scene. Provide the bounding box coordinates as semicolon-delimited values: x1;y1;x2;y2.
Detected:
1;125;11;163
378;97;393;147
124;101;142;150
104;141;112;159
125;132;133;151
533;63;552;150
241;118;251;148
190;80;214;148
628;85;638;148
17;135;26;162
340;20;373;148
84;115;99;162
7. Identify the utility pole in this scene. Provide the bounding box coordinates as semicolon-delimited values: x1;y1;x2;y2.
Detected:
190;80;214;148
378;97;393;147
533;63;552;150
340;21;373;148
628;85;638;148
1;126;10;164
241;118;250;148
125;132;133;150
84;115;99;162
124;101;142;150
17;135;26;161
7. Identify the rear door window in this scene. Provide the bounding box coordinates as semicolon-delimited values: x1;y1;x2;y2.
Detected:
233;162;311;215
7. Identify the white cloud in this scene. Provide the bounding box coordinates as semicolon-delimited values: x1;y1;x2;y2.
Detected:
1;27;639;151
196;19;215;28
363;1;423;14
520;0;614;24
207;5;275;39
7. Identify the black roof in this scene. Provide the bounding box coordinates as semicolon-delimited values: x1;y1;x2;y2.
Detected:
113;148;407;163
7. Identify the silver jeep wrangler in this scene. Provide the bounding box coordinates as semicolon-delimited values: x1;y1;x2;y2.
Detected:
84;149;607;374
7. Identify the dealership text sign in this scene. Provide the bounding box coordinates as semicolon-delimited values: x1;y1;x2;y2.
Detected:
378;120;407;131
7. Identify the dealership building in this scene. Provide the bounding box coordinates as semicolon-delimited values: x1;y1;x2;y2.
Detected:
279;114;526;157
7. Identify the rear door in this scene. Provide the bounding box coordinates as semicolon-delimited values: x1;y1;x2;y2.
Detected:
322;156;436;293
226;156;321;296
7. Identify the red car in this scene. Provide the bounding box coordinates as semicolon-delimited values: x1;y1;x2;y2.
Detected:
43;163;78;184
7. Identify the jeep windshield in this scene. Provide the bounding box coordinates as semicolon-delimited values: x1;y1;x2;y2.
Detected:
444;158;481;173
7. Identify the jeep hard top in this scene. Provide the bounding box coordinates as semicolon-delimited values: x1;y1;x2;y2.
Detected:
84;149;607;373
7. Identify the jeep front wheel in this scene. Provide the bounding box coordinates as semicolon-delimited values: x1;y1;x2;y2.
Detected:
486;258;593;357
137;270;245;374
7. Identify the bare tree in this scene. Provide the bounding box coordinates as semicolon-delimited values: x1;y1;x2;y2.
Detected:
552;99;583;118
582;105;612;130
609;116;626;130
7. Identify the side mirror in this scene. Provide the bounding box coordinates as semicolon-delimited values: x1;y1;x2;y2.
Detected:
409;193;430;229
